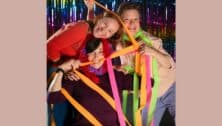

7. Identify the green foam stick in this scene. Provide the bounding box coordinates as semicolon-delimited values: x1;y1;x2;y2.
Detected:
122;90;128;115
147;59;160;126
133;73;139;125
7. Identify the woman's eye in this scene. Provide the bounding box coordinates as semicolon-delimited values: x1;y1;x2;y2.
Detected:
104;22;108;27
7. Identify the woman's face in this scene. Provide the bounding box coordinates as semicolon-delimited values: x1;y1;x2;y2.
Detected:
93;17;120;39
87;42;104;69
121;9;141;37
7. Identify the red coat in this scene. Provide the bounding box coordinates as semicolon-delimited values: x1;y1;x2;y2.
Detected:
47;21;90;62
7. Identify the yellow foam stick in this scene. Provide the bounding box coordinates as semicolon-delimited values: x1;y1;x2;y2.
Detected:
110;45;137;59
61;88;102;126
135;52;141;74
135;57;147;126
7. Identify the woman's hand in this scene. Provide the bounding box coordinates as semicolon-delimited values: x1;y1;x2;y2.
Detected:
58;59;80;73
65;71;80;81
84;0;95;11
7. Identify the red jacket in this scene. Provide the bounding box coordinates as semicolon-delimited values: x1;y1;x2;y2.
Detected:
47;21;90;62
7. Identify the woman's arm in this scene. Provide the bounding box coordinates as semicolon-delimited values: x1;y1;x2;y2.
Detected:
47;22;89;62
48;59;81;103
84;0;95;20
50;59;80;92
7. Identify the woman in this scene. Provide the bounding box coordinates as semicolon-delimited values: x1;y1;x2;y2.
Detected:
47;13;122;62
48;38;133;126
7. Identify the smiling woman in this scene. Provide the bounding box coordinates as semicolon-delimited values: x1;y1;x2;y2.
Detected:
92;12;123;41
93;16;120;39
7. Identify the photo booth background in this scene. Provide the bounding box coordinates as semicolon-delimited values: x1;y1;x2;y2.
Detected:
47;0;175;59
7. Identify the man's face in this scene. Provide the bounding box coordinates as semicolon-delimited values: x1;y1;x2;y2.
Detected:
87;42;104;69
121;9;141;37
93;17;120;39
